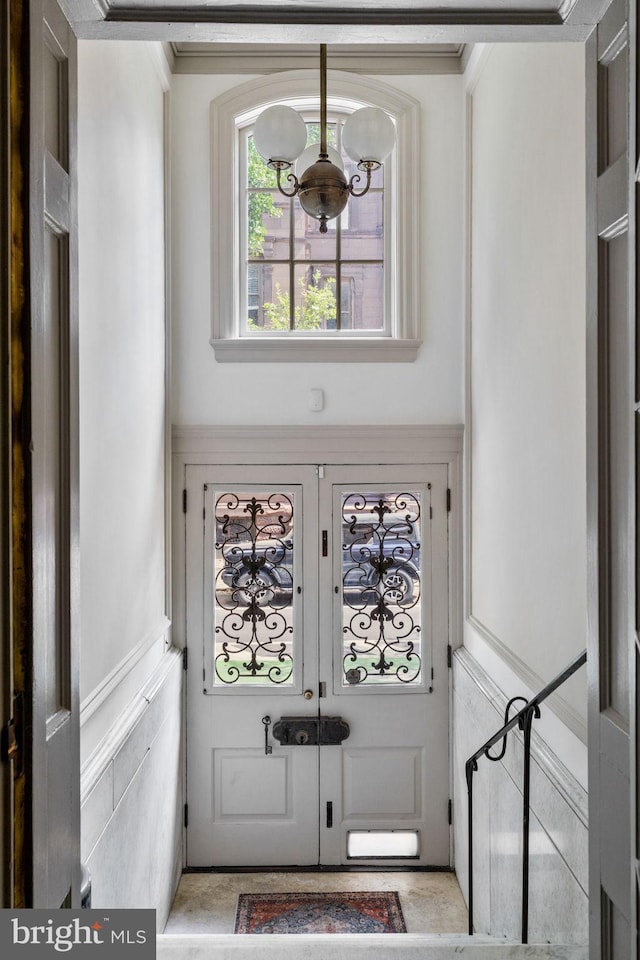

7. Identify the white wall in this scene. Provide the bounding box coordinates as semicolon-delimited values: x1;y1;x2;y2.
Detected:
170;72;464;426
78;41;170;759
78;41;181;922
465;44;587;756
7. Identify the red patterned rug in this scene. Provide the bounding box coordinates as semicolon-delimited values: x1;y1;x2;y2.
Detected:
234;891;407;934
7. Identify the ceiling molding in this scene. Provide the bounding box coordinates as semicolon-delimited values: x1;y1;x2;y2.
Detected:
560;0;611;23
161;40;177;72
58;0;107;19
59;0;601;40
105;5;564;26
459;40;476;71
169;42;467;75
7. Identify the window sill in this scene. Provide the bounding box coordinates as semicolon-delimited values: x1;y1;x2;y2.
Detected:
210;337;423;363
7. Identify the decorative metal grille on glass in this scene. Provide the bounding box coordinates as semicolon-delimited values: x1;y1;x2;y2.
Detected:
245;117;384;333
214;491;295;686
341;491;423;686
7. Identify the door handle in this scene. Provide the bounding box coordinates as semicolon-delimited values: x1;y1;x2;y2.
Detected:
304;689;314;700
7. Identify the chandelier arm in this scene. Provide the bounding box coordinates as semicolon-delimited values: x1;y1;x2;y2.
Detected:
275;166;301;198
347;167;373;198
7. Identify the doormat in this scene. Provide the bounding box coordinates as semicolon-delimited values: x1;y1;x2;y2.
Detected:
234;891;407;934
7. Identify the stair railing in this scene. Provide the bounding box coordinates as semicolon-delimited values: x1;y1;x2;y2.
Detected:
465;648;587;943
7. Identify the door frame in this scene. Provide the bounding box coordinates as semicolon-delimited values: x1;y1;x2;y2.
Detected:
29;0;80;908
1;0;28;909
172;423;463;868
2;0;80;908
586;0;637;952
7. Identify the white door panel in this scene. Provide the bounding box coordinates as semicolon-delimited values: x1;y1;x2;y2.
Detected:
318;465;449;867
186;465;319;866
342;748;422;817
185;462;450;868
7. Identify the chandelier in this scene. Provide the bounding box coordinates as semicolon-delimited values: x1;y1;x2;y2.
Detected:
252;45;396;234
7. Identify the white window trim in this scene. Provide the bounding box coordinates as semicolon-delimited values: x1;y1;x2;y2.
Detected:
210;70;423;363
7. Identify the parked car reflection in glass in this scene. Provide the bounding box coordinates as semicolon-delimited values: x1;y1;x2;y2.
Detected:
343;535;420;607
217;539;294;610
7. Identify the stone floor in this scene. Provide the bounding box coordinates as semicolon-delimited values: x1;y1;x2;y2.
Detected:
164;870;469;935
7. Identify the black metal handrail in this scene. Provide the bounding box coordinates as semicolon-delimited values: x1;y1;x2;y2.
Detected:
465;648;587;943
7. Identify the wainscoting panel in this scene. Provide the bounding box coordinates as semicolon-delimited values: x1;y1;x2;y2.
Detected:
81;647;182;930
453;648;588;944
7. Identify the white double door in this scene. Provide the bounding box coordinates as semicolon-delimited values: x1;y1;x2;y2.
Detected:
185;462;451;867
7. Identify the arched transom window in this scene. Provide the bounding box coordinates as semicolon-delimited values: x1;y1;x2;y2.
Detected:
211;71;422;362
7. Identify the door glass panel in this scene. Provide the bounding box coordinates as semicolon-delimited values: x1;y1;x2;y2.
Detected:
214;491;295;686
341;491;423;686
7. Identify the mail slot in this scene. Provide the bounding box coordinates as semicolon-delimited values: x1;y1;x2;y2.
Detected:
272;716;350;746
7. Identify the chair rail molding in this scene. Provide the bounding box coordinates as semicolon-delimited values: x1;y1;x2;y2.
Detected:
465;614;588;748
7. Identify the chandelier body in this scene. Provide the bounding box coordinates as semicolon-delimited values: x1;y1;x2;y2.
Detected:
298;158;349;227
253;45;395;233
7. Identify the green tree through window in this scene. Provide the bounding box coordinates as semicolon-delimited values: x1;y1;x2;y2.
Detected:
247;137;282;258
250;270;336;331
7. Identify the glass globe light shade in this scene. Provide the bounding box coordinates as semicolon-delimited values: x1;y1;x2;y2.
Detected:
253;105;307;163
342;107;396;165
295;142;344;178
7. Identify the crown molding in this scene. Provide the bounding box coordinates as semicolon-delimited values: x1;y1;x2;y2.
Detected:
171;424;465;460
169;42;467;75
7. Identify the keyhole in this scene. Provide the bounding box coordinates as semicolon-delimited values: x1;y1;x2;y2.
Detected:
295;730;309;745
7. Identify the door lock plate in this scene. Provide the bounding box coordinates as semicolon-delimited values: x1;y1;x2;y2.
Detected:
272;716;350;746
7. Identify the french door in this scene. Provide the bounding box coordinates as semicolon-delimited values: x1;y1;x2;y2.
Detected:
185;462;450;867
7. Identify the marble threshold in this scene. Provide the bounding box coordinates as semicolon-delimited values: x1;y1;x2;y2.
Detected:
157;934;589;960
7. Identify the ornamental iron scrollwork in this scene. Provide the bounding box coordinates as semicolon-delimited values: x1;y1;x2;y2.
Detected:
214;491;294;685
341;491;424;686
